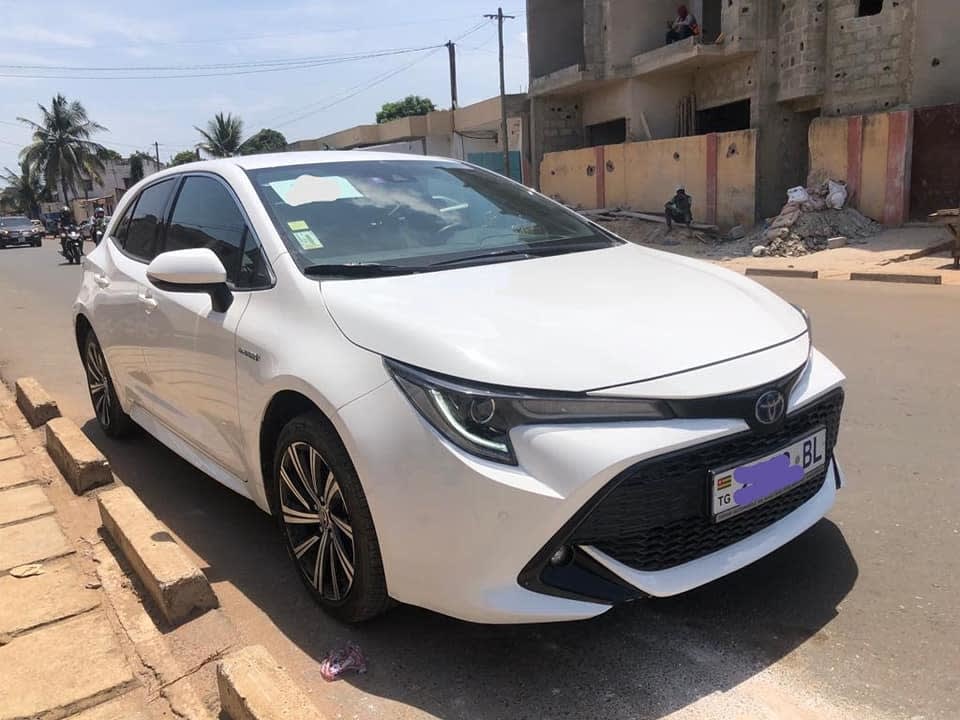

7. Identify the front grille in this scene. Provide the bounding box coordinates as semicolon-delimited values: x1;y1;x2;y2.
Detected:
569;389;844;572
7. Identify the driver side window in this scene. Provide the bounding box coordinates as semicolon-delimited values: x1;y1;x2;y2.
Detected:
165;176;272;289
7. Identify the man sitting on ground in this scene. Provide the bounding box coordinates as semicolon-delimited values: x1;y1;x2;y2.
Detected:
665;187;693;230
666;5;698;44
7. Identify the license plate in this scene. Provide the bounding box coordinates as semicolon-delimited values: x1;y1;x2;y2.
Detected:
711;427;827;522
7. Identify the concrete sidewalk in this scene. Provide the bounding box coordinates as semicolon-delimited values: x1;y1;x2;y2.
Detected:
717;226;959;284
0;386;153;720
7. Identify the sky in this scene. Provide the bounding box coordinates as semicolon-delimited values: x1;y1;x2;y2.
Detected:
0;0;528;173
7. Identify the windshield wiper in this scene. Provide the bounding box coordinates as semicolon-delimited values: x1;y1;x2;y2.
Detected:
302;263;420;278
427;236;612;269
427;247;534;268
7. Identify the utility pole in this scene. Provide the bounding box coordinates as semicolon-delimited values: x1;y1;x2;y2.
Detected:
154;141;161;169
484;7;515;179
446;41;458;110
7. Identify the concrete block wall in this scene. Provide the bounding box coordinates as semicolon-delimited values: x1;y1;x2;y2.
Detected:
583;0;606;70
695;57;756;111
723;0;758;46
538;99;585;153
824;0;913;116
778;0;827;101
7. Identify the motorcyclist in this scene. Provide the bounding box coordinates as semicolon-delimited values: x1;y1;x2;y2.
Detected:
58;205;76;254
92;206;106;245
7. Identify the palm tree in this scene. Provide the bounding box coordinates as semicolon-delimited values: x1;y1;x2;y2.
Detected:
195;113;244;157
1;161;47;218
18;94;108;205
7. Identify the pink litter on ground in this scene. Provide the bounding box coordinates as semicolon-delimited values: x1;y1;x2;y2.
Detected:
319;642;367;681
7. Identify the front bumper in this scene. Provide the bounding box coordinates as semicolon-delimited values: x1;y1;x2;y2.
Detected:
337;349;846;623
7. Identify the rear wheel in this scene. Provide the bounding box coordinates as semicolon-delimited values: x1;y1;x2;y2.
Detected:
82;331;134;438
273;412;389;623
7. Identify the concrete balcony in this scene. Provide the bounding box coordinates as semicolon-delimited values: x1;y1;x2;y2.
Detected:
631;36;756;78
530;63;601;97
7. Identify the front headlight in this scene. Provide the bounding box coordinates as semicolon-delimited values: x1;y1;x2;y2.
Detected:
386;360;673;465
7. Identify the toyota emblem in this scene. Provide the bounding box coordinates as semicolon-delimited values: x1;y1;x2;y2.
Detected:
754;390;785;425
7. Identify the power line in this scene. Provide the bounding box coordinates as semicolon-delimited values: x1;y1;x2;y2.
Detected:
0;45;443;73
264;20;491;130
0;46;447;81
12;14;506;52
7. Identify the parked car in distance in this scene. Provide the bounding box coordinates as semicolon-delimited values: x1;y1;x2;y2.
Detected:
73;152;847;624
0;216;43;247
42;212;61;234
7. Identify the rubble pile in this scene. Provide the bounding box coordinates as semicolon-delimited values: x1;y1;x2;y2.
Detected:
752;180;882;257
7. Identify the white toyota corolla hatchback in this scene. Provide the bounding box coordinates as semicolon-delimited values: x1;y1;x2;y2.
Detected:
74;152;845;623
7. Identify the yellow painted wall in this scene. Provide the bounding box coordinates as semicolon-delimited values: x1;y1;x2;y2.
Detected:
624;136;708;221
540;130;758;227
603;143;627;208
807;118;847;186
859;112;890;222
716;130;758;228
540;147;598;209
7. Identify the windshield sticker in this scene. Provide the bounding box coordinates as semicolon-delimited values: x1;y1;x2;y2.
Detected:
292;229;323;250
287;220;309;231
268;175;363;206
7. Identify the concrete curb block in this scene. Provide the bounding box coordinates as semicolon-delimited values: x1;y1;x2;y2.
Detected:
45;417;112;494
217;645;326;720
15;377;61;428
98;486;218;626
849;272;942;285
745;268;820;279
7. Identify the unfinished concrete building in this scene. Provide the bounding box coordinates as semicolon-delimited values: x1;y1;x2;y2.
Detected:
528;0;959;224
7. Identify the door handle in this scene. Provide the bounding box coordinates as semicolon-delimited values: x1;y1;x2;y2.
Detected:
94;273;110;288
138;292;158;312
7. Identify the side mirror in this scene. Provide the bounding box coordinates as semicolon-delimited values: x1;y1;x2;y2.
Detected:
146;248;233;312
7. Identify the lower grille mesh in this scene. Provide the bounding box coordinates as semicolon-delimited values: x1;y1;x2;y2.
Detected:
570;390;844;572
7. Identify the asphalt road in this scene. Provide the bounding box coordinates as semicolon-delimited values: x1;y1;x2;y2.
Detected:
0;239;957;720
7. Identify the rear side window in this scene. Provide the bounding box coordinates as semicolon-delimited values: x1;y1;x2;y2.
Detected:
111;200;134;244
166;175;271;288
124;179;175;262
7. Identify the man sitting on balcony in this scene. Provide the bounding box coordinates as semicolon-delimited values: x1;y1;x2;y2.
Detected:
665;5;699;44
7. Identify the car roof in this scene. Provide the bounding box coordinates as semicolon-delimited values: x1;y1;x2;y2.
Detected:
151;150;461;178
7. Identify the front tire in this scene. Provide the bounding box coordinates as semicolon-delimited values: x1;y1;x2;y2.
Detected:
273;412;389;623
82;331;134;438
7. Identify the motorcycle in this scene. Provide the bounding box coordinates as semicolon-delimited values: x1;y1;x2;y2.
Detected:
92;226;104;246
59;225;83;264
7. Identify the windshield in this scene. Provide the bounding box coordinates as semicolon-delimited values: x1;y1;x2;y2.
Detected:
246;160;618;273
0;217;33;229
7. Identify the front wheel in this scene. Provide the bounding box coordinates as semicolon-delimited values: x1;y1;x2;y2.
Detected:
273;412;390;623
82;331;134;438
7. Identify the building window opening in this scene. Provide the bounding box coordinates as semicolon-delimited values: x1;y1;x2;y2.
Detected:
701;0;723;43
696;99;751;134
857;0;883;17
587;118;627;147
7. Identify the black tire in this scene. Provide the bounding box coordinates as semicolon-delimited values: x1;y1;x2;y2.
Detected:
81;331;135;438
272;412;389;623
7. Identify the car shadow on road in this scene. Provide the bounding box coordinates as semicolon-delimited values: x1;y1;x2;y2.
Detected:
85;421;858;720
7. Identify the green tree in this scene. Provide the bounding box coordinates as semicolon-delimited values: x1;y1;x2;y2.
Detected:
128;151;154;184
239;128;287;155
1;161;47;217
171;150;199;166
18;94;108;204
195;112;244;157
100;148;122;162
376;95;436;124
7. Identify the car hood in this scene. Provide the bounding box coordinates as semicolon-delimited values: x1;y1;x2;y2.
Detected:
320;243;808;392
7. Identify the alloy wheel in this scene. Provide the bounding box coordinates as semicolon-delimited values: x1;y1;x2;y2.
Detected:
279;441;356;602
84;340;112;429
